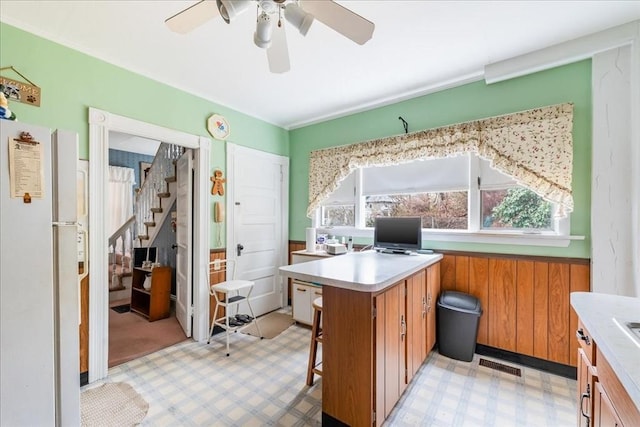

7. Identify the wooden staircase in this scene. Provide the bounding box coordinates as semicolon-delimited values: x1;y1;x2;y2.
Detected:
135;143;184;247
136;173;177;244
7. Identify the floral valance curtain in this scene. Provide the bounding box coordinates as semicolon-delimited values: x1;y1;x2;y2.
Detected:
307;103;574;218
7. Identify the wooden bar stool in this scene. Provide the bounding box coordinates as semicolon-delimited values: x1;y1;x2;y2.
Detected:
306;297;323;386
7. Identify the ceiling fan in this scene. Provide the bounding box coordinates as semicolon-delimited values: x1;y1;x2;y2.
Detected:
165;0;375;73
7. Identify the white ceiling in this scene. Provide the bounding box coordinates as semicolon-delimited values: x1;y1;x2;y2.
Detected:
2;1;639;129
109;131;160;156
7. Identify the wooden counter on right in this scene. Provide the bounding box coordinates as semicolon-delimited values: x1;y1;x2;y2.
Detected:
571;292;640;426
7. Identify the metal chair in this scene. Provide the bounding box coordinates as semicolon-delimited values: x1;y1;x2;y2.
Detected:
207;259;262;356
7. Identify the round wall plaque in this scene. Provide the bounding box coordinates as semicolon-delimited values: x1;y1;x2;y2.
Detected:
207;114;230;140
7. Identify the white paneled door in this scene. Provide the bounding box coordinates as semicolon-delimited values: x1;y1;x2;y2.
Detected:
227;144;289;317
176;150;192;337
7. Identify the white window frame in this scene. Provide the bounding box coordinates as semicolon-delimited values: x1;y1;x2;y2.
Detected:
314;154;582;247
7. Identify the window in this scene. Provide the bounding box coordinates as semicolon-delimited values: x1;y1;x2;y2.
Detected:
481;188;552;231
320;171;356;227
321;204;355;227
365;192;468;229
317;153;569;244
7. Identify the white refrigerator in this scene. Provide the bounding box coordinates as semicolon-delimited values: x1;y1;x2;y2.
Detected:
0;119;80;426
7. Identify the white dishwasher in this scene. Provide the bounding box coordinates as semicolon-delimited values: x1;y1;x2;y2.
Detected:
290;250;330;325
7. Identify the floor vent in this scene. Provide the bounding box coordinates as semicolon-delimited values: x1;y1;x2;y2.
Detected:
479;358;522;377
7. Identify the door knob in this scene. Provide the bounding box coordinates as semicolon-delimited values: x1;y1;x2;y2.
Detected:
237;243;244;256
171;244;178;249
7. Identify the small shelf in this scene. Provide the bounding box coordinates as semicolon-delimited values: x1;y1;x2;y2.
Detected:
130;266;171;322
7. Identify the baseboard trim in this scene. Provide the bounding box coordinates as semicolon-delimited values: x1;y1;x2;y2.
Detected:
80;371;89;386
475;344;576;379
322;412;349;426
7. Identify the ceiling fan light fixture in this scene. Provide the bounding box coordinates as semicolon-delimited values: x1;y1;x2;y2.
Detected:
217;0;252;24
254;12;272;49
284;3;313;36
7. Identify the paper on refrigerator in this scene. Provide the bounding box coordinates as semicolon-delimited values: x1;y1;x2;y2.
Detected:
7;136;45;198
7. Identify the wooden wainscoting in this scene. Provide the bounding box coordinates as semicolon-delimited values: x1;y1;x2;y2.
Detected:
79;273;89;381
286;242;589;367
440;252;590;367
208;249;228;326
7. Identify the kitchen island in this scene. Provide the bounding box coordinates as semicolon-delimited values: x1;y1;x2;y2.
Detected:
280;250;443;426
571;292;640;426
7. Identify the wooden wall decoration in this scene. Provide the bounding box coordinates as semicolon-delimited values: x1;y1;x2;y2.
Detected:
0;66;41;107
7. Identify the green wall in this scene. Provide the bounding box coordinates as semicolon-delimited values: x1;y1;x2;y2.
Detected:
289;61;592;258
0;23;290;248
1;22;592;258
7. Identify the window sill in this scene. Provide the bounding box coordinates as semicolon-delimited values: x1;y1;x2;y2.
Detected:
315;226;585;248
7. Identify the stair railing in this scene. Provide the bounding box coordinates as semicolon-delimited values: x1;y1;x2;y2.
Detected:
135;143;184;242
108;214;135;290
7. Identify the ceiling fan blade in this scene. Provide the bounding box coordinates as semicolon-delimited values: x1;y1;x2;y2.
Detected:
267;20;291;74
165;0;220;34
301;0;374;45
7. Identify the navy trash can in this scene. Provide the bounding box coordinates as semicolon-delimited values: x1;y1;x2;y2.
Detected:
437;291;482;362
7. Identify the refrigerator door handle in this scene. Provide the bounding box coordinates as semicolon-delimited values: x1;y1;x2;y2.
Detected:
52;221;78;226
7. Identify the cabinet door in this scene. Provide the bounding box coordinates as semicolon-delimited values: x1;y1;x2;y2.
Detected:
426;263;440;352
382;283;403;418
594;381;623;427
577;348;595;427
407;270;426;382
292;282;311;324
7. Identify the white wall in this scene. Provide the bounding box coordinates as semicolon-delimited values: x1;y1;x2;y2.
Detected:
591;46;636;296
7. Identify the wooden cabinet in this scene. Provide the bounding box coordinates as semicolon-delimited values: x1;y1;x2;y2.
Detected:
131;266;171;321
322;262;442;427
426;263;440;353
575;318;640;427
291;280;322;325
576;319;596;427
594;381;623;427
407;270;426;383
379;282;404;418
577;347;595;427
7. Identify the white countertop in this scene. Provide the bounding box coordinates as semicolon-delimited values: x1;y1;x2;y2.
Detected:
279;250;443;293
571;292;640;410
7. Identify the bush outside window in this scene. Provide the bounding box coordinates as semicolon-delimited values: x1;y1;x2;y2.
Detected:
481;188;553;231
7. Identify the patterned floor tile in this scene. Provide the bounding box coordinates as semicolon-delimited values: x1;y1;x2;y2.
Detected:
85;314;576;426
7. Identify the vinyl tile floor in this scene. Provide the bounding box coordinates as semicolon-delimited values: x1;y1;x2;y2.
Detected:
89;316;576;426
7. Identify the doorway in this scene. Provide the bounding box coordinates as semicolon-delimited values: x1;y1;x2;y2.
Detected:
106;132;187;367
88;108;211;383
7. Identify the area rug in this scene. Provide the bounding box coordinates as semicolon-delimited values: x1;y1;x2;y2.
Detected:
111;304;130;313
241;311;295;339
81;382;148;426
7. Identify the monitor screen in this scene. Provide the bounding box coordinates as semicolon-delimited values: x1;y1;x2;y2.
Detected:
373;217;422;253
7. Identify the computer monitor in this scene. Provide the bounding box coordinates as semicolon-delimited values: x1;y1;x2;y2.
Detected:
373;217;422;253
